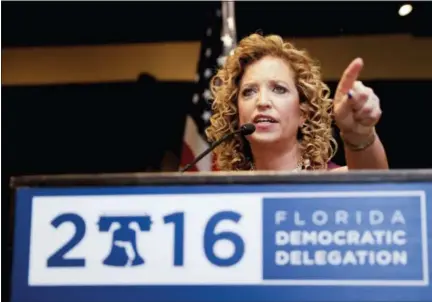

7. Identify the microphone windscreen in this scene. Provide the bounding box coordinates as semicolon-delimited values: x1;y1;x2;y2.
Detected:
240;123;256;136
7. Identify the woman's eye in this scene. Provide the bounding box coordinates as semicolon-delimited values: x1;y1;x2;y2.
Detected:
273;85;287;94
242;88;255;97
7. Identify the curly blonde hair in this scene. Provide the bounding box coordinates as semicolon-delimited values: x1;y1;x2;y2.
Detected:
205;33;337;171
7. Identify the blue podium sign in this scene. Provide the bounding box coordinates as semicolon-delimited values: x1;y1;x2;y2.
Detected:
10;172;432;302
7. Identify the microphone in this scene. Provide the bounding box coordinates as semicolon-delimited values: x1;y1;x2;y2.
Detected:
180;123;256;173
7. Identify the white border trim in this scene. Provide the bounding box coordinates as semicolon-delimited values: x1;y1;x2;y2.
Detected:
27;190;429;287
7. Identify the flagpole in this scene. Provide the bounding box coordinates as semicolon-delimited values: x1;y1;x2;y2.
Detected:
220;1;237;58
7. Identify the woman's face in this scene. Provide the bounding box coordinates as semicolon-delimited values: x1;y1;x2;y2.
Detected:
238;55;304;146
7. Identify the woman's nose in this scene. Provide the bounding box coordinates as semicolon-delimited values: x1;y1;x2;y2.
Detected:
257;93;271;108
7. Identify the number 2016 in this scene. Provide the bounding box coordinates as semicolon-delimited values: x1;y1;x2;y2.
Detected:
46;211;245;268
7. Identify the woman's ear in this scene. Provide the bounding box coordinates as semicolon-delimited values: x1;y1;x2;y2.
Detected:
299;103;307;127
299;116;306;128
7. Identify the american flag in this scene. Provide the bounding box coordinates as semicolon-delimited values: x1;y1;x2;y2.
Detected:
180;2;238;172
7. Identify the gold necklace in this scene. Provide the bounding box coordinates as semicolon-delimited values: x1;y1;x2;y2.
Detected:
250;156;307;172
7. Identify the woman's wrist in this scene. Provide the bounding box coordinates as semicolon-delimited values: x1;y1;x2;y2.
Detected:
340;128;376;152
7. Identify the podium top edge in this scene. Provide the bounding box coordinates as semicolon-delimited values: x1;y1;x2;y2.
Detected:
9;169;432;188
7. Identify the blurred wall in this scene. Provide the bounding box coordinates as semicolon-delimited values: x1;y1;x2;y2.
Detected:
3;34;432;86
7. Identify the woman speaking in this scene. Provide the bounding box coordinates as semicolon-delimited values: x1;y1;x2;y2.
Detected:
205;33;388;172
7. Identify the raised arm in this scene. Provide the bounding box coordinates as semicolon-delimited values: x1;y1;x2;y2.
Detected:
332;58;389;170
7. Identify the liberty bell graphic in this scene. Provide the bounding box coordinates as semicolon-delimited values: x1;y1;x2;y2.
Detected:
98;215;152;267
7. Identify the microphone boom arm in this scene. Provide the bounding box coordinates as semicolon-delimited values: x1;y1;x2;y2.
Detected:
179;130;241;173
179;123;255;173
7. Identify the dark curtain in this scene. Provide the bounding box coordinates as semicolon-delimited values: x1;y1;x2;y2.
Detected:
4;79;430;175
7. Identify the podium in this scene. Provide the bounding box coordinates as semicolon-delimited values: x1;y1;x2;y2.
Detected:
10;170;432;302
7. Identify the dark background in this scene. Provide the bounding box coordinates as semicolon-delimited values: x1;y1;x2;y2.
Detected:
3;1;432;47
4;1;432;175
2;2;432;301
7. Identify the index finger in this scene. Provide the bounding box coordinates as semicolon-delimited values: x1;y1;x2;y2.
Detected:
335;58;364;100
